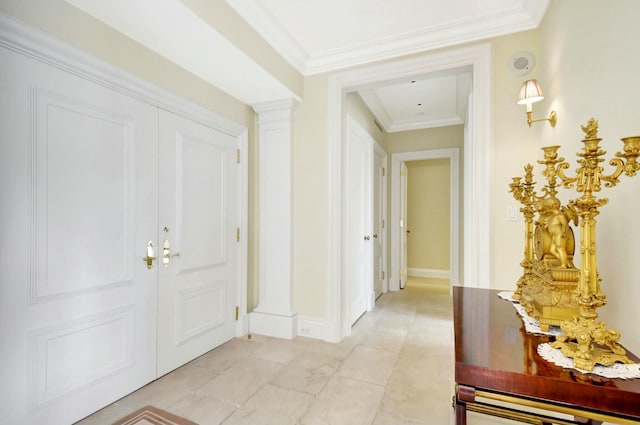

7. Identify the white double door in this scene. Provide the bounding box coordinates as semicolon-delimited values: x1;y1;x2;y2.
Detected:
0;46;238;425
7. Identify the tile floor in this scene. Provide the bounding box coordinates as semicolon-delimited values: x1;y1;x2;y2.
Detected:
76;278;512;425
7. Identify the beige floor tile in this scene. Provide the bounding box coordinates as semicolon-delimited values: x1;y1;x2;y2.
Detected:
375;309;416;330
394;347;453;379
78;281;475;425
359;326;408;352
270;350;342;395
167;393;237;425
337;345;399;386
380;387;453;424
222;384;314;425
118;364;219;410
372;411;430;425
300;376;385;425
196;357;283;406
190;337;263;373
73;402;134;425
404;323;454;352
304;336;360;359
250;336;311;364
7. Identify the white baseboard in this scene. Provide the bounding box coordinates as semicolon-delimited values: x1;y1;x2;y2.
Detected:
249;311;298;339
297;316;327;340
408;268;450;279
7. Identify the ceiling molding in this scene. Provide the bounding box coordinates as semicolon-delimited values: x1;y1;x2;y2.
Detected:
229;0;550;75
66;0;298;104
224;0;308;73
387;116;464;133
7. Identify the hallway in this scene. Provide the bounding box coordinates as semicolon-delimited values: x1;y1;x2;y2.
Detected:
76;278;505;425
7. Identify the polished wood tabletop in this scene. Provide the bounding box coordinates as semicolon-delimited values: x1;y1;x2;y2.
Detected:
453;286;640;420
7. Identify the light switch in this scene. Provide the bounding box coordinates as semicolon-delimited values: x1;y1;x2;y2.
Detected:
507;205;518;222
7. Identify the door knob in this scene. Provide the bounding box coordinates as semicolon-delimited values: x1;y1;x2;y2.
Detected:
373;234;378;239
364;235;371;241
143;241;156;269
162;239;180;267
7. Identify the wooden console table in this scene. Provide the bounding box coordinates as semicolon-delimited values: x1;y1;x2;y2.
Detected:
453;286;640;425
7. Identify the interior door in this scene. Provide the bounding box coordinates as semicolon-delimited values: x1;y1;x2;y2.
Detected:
157;109;238;376
400;162;409;289
372;146;386;299
0;47;158;425
345;119;372;325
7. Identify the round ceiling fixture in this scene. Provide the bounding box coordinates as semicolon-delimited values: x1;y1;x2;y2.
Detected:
509;51;535;76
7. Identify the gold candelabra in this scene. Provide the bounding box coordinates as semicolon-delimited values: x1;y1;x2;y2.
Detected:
510;118;640;371
508;165;537;301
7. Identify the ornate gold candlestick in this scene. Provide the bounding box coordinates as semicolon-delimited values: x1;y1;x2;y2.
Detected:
509;165;537;300
510;118;640;370
548;119;640;370
510;150;580;330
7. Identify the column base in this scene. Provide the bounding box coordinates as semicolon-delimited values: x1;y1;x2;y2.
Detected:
250;310;298;339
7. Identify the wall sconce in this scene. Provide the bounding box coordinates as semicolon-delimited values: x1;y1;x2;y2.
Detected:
517;79;557;127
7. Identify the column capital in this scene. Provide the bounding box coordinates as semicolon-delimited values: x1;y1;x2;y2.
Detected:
252;98;299;121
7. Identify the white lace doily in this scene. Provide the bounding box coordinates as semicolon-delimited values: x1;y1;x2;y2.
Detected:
538;343;640;379
497;291;640;378
497;291;561;336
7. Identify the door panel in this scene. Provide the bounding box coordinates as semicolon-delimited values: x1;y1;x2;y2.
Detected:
0;47;158;425
345;120;372;325
157;110;238;376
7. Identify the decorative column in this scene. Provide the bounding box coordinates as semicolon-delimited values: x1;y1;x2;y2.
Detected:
250;99;298;339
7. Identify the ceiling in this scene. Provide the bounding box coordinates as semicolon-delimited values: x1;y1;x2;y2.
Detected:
227;0;548;132
65;0;549;131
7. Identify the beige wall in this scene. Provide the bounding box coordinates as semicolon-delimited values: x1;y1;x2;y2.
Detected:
407;159;450;271
490;29;543;290
179;0;303;99
346;92;387;149
385;126;464;154
292;75;329;318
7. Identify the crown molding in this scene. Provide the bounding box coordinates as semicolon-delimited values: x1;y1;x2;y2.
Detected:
228;0;549;76
387;116;464;133
224;0;308;74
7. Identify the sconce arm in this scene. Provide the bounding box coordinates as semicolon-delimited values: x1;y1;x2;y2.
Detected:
528;110;557;127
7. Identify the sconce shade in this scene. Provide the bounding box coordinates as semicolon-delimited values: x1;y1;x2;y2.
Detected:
517;79;544;105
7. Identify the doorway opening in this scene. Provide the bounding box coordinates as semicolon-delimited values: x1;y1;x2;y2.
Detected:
326;43;492;342
390;148;460;294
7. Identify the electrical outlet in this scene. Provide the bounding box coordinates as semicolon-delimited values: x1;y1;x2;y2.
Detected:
299;327;311;336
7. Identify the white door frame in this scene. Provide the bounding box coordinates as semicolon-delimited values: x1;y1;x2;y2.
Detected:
390;148;460;292
373;142;388;296
326;43;492;342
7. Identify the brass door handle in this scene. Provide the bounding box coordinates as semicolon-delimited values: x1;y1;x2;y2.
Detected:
162;239;180;267
364;235;371;241
373;234;378;239
143;241;156;269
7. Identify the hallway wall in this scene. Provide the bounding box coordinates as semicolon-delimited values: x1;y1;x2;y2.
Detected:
407;159;450;274
538;0;640;354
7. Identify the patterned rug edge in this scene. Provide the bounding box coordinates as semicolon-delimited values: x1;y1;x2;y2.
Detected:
111;405;198;425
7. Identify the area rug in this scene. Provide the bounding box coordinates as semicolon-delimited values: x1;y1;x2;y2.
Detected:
112;406;198;425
